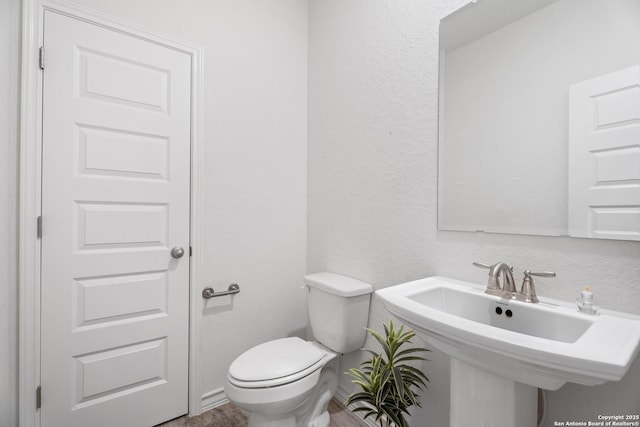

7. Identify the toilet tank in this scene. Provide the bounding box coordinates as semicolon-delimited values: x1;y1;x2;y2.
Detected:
304;272;373;354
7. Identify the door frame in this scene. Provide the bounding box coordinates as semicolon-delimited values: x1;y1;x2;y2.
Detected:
19;1;204;425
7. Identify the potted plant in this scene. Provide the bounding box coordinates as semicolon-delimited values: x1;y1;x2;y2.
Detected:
345;320;430;427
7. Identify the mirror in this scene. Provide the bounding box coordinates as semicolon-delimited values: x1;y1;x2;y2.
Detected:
438;0;640;240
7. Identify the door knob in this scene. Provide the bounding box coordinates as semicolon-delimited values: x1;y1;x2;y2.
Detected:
171;246;185;259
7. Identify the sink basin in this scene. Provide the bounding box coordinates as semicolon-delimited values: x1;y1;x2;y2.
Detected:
409;285;592;344
377;276;640;390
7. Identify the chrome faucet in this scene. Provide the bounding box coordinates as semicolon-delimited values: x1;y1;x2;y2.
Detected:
474;262;556;302
473;262;516;298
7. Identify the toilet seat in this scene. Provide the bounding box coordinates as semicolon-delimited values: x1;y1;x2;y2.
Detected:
228;337;327;388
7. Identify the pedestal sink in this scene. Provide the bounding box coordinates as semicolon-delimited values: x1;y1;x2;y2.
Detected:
376;277;640;427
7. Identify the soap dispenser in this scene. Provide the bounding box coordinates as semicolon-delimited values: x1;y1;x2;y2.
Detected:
576;286;598;315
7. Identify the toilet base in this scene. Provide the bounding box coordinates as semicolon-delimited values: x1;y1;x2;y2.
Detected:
298;357;337;427
245;410;329;427
247;414;296;427
245;408;329;427
309;411;329;427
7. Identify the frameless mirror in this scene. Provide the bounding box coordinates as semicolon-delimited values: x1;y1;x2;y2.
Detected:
438;0;640;240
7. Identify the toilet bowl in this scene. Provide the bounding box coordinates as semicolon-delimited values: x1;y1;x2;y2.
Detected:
225;338;338;427
224;273;373;427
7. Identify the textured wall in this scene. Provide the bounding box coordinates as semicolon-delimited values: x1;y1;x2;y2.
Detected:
308;0;640;425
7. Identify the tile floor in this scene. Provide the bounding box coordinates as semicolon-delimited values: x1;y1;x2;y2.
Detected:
157;398;369;427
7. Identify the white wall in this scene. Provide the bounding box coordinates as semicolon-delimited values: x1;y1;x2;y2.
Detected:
308;0;640;426
0;0;21;425
1;1;308;424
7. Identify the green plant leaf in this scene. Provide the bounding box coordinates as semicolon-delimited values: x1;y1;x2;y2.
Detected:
392;366;404;401
345;320;430;427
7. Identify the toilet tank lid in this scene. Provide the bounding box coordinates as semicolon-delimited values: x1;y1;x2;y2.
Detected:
304;272;373;297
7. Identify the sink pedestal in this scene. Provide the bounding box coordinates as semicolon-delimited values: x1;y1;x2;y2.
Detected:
450;359;537;427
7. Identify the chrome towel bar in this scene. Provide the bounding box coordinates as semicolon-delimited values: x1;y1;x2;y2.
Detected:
202;283;240;299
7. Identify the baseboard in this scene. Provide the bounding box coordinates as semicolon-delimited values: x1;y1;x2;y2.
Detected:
200;387;229;413
334;384;349;404
334;385;378;427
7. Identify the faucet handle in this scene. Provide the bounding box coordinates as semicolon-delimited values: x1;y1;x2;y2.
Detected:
519;270;556;303
527;270;556;278
472;262;492;269
473;262;499;292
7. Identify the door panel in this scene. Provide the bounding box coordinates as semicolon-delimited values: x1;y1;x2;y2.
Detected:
568;65;640;240
41;11;191;427
78;48;170;112
73;271;168;328
79;125;170;180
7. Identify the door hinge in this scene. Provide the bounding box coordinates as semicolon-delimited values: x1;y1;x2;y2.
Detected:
189;246;192;257
36;385;41;409
39;46;45;70
37;216;42;239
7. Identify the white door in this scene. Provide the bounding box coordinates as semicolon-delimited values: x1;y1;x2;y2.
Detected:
40;11;191;426
568;65;640;240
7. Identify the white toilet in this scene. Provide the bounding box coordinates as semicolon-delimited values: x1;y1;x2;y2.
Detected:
224;272;373;427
